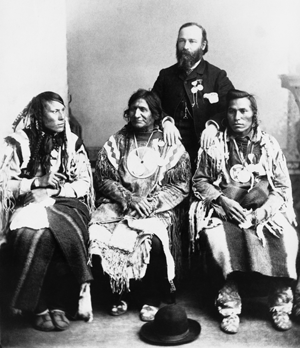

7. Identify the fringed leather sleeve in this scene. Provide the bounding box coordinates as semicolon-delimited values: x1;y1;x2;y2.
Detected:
153;151;191;213
192;146;224;205
94;147;132;209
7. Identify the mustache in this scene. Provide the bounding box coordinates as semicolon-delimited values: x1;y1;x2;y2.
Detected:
181;49;191;55
177;49;196;60
176;47;201;70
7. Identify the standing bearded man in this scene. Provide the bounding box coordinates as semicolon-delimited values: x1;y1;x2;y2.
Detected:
153;22;234;172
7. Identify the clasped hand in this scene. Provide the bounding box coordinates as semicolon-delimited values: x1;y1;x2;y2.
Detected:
24;172;67;206
35;172;67;189
129;196;155;218
218;196;252;226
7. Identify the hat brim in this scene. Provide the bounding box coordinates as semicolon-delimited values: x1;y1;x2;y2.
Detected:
139;319;201;346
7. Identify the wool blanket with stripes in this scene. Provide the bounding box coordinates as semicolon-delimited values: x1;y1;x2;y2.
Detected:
200;213;298;281
8;197;93;311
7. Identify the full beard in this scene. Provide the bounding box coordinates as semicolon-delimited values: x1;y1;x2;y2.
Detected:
176;46;203;71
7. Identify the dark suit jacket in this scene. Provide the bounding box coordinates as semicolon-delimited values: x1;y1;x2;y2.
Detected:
152;59;234;140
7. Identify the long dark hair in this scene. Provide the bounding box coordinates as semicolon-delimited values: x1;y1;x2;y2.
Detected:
13;91;67;177
123;89;163;127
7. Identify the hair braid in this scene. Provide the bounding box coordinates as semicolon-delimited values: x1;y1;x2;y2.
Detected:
15;91;66;178
60;128;68;175
26;112;45;177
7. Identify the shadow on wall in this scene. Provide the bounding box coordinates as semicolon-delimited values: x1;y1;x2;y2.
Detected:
69;107;82;140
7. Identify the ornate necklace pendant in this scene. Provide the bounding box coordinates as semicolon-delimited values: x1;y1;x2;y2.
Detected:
127;147;160;178
131;154;145;177
230;164;251;183
238;168;251;183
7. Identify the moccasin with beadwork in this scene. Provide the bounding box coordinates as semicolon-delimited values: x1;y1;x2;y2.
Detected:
220;314;240;334
271;310;292;331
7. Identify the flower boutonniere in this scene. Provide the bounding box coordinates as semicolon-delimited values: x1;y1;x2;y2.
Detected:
191;79;203;107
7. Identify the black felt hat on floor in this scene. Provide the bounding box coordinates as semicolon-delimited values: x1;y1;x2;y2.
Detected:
139;304;201;346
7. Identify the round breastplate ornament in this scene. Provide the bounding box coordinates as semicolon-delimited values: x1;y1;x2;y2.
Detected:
127;147;160;178
230;164;252;183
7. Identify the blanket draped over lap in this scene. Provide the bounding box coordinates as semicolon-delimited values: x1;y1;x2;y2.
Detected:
89;205;177;293
0;126;95;313
189;127;299;281
8;197;93;312
199;215;298;280
89;125;191;293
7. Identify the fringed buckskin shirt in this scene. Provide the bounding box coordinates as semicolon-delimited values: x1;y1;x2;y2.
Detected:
89;125;191;292
191;126;296;247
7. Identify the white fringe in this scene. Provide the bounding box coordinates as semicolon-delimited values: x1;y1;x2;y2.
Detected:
77;282;93;323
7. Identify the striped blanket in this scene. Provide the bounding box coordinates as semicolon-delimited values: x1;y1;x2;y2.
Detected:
190;127;299;284
199;213;298;281
8;197;93;312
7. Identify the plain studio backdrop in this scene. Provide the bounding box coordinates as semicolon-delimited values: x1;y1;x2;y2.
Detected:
0;0;300;157
1;2;300;348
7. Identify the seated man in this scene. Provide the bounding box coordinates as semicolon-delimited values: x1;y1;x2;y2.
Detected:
189;89;298;333
88;89;191;322
0;92;94;331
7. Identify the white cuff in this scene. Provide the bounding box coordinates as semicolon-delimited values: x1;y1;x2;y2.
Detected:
162;116;175;128
58;183;76;198
205;120;219;130
19;178;35;194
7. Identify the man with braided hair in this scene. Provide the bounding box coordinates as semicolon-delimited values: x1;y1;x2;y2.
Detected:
0;92;94;331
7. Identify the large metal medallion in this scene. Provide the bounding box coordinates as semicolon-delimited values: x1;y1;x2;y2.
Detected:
230;164;251;183
127;147;160;179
